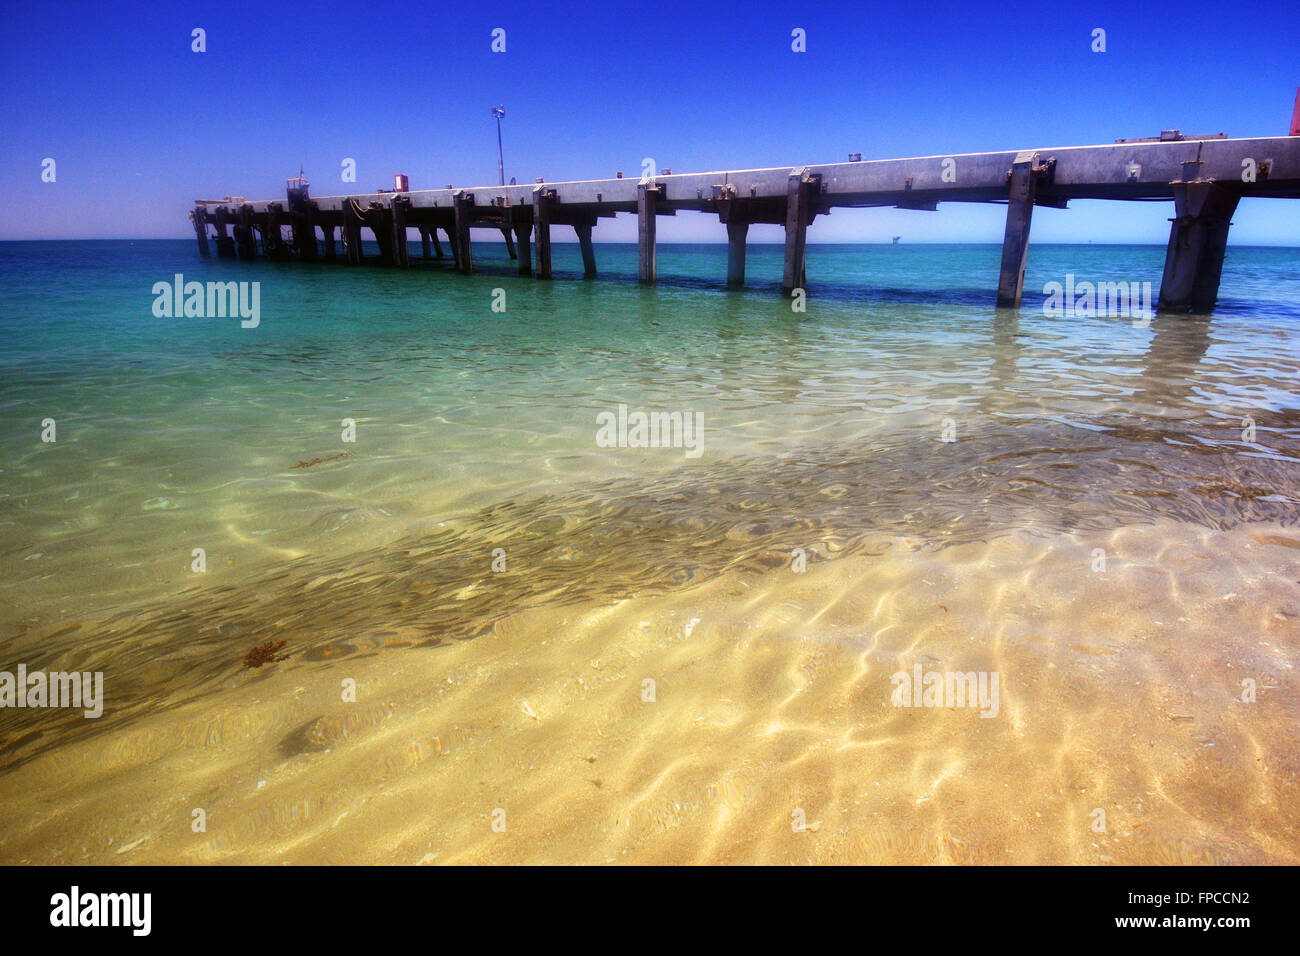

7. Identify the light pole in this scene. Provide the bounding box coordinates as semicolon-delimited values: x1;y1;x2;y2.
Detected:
491;106;505;186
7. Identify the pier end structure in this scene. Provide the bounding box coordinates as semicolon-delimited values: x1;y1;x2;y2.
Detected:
192;133;1300;312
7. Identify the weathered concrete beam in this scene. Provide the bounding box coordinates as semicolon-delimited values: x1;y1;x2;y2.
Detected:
454;192;474;274
638;183;661;283
995;153;1044;308
533;188;555;279
1157;173;1240;313
782;170;819;295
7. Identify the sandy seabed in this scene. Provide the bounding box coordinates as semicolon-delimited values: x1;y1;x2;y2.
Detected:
2;519;1296;865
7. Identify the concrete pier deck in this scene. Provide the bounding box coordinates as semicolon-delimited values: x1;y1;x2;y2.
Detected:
191;133;1300;313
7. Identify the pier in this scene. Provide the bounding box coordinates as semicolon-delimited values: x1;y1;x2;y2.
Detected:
191;132;1300;313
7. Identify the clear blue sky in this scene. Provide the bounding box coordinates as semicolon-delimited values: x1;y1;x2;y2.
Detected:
1;0;1297;243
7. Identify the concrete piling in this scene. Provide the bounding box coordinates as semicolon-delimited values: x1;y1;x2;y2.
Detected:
191;206;210;257
453;192;474;274
1157;177;1240;313
782;171;819;295
391;196;410;268
533;188;555;279
342;199;362;264
513;222;532;275
995;153;1043;308
575;221;597;276
637;183;660;284
726;218;748;287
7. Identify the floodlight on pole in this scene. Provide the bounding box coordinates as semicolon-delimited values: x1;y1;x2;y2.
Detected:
492;106;506;186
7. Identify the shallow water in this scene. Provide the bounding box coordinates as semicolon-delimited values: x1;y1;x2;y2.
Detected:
0;240;1297;863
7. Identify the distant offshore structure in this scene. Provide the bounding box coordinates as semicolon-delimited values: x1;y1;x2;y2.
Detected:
892;236;901;244
191;97;1300;314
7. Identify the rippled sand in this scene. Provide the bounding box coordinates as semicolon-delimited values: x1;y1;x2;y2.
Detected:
1;428;1298;864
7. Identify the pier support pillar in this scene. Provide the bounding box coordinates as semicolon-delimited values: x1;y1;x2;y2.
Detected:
342;199;363;265
638;183;661;284
1157;179;1239;313
419;227;432;259
995;153;1043;308
293;203;319;261
235;205;257;259
726;218;749;287
453;193;474;274
191;207;210;257
391;197;410;268
432;229;444;259
322;224;336;259
265;203;290;261
213;207;236;258
501;227;518;260
533;189;555;279
782;170;819;295
575;221;597;276
513;222;532;276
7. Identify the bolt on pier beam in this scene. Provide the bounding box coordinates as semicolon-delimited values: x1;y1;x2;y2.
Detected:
391;197;410;268
638;183;661;283
995;152;1044;308
453;192;474;274
782;171;819;295
1157;177;1240;314
533;189;555;279
191;207;210;257
342;199;363;264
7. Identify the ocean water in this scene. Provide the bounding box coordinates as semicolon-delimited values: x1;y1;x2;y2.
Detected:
1;239;1298;864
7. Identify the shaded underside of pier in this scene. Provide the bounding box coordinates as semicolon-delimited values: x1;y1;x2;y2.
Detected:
192;135;1300;313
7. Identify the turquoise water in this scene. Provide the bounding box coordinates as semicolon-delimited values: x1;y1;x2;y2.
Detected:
2;238;1300;863
2;238;1299;749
